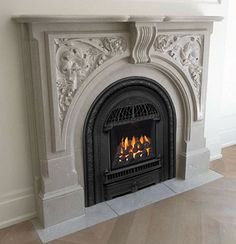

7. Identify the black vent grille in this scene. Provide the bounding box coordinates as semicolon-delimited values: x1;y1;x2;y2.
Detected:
104;103;160;129
104;158;161;184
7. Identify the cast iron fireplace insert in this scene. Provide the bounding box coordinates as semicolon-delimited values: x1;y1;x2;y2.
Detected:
84;77;176;206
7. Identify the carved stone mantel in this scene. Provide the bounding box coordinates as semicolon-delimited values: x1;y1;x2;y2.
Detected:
14;15;222;228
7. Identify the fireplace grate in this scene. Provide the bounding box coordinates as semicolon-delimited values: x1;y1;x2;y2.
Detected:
104;157;161;184
104;103;160;130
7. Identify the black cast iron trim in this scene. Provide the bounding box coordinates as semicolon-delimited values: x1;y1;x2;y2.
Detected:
83;76;176;206
104;102;160;130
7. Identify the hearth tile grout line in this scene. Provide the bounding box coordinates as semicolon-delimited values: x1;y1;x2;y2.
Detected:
105;202;120;216
104;183;176;217
162;182;178;193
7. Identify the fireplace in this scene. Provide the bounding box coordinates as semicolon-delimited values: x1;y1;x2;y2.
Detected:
84;77;176;206
14;15;221;227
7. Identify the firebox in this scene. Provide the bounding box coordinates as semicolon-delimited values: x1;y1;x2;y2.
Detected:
84;77;176;206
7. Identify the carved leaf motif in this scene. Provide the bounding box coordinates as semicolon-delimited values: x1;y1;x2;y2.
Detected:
54;37;127;129
102;37;127;55
153;35;203;98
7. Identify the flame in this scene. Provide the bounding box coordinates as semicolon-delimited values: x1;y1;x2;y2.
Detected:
144;135;150;143
140;135;144;144
131;136;136;148
117;134;152;163
124;137;129;150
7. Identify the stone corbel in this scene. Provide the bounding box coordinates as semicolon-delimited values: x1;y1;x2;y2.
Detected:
130;22;157;64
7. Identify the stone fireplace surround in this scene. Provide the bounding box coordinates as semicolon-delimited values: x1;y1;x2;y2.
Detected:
14;15;221;228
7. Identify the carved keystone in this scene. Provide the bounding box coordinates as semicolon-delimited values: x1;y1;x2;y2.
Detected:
130;23;157;64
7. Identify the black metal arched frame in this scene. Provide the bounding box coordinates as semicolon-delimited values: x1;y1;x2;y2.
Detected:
83;77;176;206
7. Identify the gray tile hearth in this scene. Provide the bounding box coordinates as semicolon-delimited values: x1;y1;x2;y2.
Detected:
34;170;223;243
33;203;117;243
106;183;175;215
163;170;223;193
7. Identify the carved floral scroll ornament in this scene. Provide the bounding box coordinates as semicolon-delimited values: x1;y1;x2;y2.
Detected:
153;35;203;98
55;37;127;128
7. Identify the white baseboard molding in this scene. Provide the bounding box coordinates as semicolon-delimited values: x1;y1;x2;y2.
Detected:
220;127;236;149
222;141;236;149
0;212;36;229
210;153;223;161
0;187;36;229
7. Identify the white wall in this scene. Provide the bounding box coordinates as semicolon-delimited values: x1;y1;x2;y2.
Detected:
206;0;236;159
220;0;236;148
205;2;228;160
0;0;230;228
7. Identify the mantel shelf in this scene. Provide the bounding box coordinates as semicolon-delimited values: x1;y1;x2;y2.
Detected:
13;15;223;24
